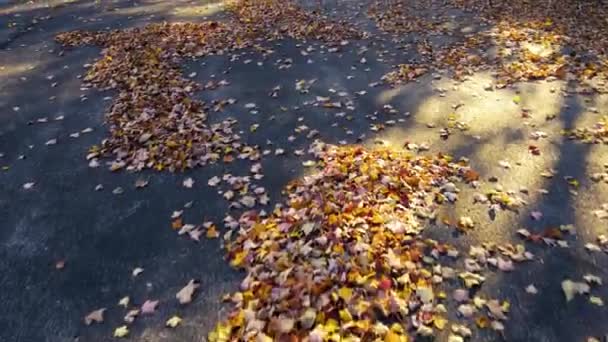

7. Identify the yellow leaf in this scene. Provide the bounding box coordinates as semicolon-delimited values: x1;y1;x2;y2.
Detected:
166;315;182;328
434;316;447;330
385;330;408;342
230;250;247;268
113;325;129;338
206;225;220;239
208;322;231;342
475;316;489;328
513;95;521;104
339;308;353;322
338;287;353;301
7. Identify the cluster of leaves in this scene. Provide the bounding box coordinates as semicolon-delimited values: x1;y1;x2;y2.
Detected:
367;1;448;35
55;0;360;172
563;116;608;145
371;0;608;90
84;279;200;337
210;143;532;341
226;0;361;42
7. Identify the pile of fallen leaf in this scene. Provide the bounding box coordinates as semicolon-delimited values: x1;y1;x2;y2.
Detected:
209;143;532;341
367;1;448;35
55;0;360;172
370;0;608;90
227;0;361;42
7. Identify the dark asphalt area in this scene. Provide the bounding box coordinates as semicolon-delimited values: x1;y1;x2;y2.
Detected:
1;0;608;341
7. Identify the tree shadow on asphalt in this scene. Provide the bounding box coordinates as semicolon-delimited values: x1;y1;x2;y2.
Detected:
498;91;608;342
432;85;608;341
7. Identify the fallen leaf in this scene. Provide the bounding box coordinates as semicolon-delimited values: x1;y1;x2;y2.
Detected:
562;279;590;301
453;289;469;302
530;211;543;221
585;243;602;252
240;196;256;208
273;317;295;334
525;284;538;294
118;296;130;308
513;95;521;104
208;176;221;187
124;309;139;323
583;274;603;285
55;260;66;270
183;177;195;188
84;308;106;325
486;300;507;320
113;325;129;338
135;179;149;188
141;299;159;314
176;279;200;304
458;304;476;318
166;315;183;328
590;296;604;306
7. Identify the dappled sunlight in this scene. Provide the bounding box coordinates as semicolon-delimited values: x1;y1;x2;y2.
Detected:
0;62;39;78
389;71;565;135
172;2;226;18
571;143;608;240
375;75;434;105
102;1;226;18
368;70;580;244
102;2;172;16
0;0;78;15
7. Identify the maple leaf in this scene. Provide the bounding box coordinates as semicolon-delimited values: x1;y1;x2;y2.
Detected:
135;179;149;188
124;309;139;323
84;308;106;325
562;279;590;301
206;225;220;239
166;315;183;328
113;325;129;338
176;279;200;304
141;299;159;314
208;176;221;187
118;296;130;308
183;177;195;188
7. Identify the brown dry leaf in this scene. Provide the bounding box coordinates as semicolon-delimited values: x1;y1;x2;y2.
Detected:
464;169;480;182
118;296;130;308
171;218;183;230
176;279;200;304
206;225;220;239
141;300;159;314
134;178;149;188
84;308;106;325
124;309;139;323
